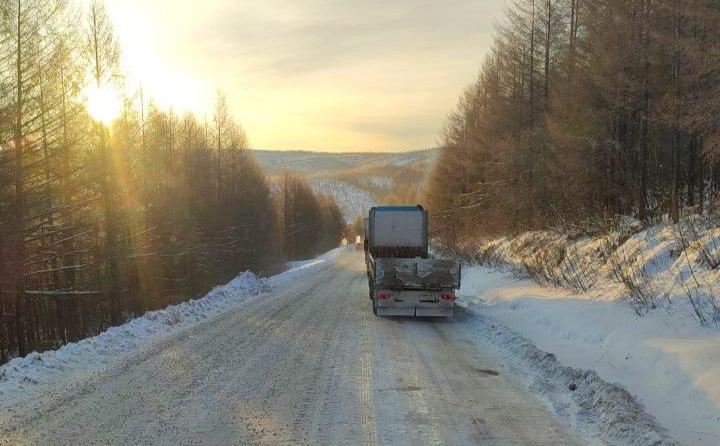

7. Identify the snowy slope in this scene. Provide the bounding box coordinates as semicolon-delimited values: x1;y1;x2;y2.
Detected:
459;268;718;446
461;218;720;323
252;149;437;175
447;218;720;446
310;178;375;222
255;149;436;222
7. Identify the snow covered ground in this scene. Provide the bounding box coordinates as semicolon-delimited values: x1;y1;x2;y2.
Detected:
252;148;437;175
458;262;720;446
358;175;392;188
0;247;345;408
0;245;691;445
465;218;720;324
441;218;720;444
0;250;587;446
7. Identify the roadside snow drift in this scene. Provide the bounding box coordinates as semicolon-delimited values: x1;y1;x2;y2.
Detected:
459;307;680;446
457;217;720;323
0;247;344;406
448;218;720;446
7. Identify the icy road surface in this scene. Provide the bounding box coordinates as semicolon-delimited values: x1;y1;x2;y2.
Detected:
0;251;582;445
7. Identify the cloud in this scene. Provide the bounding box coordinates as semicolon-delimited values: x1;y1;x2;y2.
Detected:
106;0;505;151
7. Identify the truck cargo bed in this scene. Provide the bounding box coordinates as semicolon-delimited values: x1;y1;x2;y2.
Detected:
371;256;461;290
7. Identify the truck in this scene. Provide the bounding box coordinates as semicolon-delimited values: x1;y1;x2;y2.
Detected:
363;205;461;317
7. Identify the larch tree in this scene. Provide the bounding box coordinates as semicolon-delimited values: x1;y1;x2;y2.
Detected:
427;0;720;245
0;0;70;356
84;0;123;324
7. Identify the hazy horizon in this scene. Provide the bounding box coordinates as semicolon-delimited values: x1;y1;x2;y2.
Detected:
73;0;504;152
249;146;437;154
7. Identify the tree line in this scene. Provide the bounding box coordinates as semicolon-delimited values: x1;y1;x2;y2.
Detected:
0;1;343;364
427;0;720;244
275;173;345;260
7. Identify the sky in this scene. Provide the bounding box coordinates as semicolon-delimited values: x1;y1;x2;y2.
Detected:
86;0;504;152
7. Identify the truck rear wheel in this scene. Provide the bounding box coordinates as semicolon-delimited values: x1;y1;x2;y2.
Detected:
372;298;378;316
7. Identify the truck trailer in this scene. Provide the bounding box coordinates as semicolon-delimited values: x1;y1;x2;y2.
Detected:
364;205;461;317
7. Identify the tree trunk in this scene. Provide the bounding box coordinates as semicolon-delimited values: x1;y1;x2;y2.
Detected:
670;0;681;223
529;0;536;128
13;0;28;355
688;138;697;208
637;0;650;222
544;0;551;105
569;0;579;77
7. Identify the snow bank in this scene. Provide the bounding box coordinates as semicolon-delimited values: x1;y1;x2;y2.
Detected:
452;217;720;323
446;218;720;445
459;306;680;446
0;247;345;404
459;266;720;446
271;247;345;287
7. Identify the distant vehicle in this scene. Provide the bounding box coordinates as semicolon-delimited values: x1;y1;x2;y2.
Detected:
354;235;363;250
364;205;461;317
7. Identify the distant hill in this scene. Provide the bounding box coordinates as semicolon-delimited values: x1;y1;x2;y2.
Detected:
252;149;438;175
253;149;439;222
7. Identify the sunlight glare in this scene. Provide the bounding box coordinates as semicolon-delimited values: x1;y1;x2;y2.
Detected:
85;84;123;125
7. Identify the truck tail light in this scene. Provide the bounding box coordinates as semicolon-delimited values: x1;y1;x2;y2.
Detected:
441;293;456;301
377;291;390;300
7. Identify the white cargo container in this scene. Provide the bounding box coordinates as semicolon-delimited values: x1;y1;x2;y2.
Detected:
371;208;425;247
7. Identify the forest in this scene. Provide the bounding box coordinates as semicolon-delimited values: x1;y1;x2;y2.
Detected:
427;0;720;244
0;1;344;364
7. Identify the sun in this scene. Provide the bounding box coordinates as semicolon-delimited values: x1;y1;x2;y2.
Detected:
85;83;123;125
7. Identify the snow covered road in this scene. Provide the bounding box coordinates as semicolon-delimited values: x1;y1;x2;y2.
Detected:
0;250;583;446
